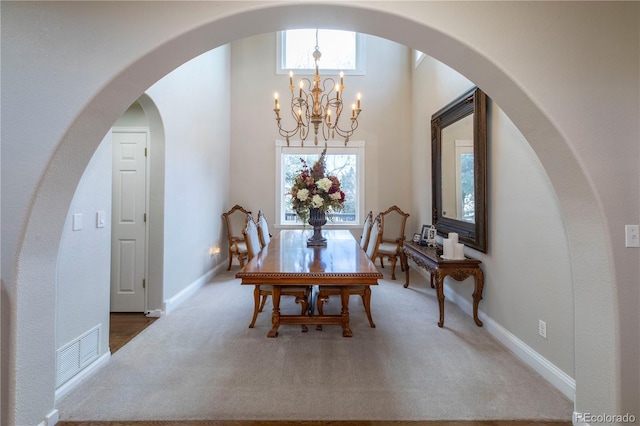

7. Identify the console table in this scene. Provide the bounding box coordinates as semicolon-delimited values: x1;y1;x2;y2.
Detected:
401;241;484;328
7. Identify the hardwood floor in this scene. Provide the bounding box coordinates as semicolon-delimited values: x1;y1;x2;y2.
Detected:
109;312;158;354
57;421;572;426
60;315;570;426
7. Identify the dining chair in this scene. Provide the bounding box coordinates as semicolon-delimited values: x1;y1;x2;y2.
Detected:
222;204;251;270
316;214;382;328
359;210;374;250
242;215;310;329
256;210;272;248
376;205;410;280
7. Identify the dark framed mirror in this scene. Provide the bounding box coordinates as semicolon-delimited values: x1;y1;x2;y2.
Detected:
431;87;487;252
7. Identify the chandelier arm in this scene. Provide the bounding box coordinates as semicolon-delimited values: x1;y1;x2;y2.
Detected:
273;32;361;146
332;115;360;144
321;78;336;97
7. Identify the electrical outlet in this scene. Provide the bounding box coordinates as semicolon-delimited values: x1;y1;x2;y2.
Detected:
538;319;547;339
625;225;639;247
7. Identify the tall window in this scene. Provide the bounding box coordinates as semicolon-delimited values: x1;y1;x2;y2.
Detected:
277;29;365;75
276;141;365;227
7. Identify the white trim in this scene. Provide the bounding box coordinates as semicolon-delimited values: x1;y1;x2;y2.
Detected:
411;264;576;402
163;262;226;315
39;409;59;426
54;351;110;404
275;140;365;227
145;309;163;318
414;49;426;68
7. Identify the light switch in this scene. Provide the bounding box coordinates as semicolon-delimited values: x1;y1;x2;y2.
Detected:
625;225;639;247
72;213;83;231
96;211;106;228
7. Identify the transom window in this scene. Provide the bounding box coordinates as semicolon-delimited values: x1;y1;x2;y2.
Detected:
277;29;366;75
276;140;365;227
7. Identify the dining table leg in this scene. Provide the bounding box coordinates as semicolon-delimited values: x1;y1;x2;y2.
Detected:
340;286;353;337
267;285;281;338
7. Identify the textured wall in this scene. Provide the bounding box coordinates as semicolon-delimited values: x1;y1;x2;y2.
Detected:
1;2;637;424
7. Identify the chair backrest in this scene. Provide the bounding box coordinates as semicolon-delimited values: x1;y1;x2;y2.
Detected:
242;214;262;260
359;211;374;250
223;205;251;244
379;205;410;244
257;210;271;248
365;215;383;260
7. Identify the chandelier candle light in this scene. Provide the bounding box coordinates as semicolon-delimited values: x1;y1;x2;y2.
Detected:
274;30;362;146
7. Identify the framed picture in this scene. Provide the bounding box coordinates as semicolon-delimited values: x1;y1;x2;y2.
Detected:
412;233;421;243
421;224;437;247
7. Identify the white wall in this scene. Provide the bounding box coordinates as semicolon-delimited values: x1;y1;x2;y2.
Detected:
52;46;232;397
146;46;232;301
230;33;414;229
412;55;574;378
56;132;112;367
1;2;638;424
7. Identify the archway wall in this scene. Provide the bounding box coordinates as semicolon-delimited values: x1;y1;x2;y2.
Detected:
1;2;637;425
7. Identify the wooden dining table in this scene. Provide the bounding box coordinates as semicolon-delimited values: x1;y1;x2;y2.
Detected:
235;229;383;337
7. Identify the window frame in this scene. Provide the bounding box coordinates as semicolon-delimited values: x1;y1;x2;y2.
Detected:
275;140;365;228
276;30;366;76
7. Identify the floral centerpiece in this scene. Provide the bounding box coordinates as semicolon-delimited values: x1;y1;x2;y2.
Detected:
289;148;346;245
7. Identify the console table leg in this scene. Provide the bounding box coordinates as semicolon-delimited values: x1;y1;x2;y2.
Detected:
472;271;485;327
435;272;445;328
402;252;410;288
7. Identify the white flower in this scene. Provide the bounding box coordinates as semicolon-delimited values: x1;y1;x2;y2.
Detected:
329;191;341;200
316;177;332;192
311;194;324;208
296;188;309;201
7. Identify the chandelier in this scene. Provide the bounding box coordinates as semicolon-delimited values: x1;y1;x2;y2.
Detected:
273;30;362;146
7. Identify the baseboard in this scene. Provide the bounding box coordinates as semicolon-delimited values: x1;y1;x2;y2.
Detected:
38;409;59;426
54;351;110;404
411;265;576;402
163;262;226;315
145;308;163;318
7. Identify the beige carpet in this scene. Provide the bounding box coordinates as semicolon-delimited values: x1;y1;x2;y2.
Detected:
57;268;573;422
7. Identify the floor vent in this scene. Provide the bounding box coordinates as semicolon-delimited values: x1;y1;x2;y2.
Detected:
56;324;101;387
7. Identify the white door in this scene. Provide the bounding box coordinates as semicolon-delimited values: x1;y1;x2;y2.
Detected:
111;130;148;312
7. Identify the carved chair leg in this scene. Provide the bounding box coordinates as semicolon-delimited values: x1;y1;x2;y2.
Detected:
379;257;385;268
362;286;376;328
390;256;397;280
239;254;245;268
249;286;261;328
258;295;268;312
296;294;309;332
227;250;233;270
297;294;309;315
316;291;329;330
317;294;325;315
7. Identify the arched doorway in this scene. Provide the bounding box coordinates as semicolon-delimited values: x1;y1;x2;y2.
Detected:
6;3;620;424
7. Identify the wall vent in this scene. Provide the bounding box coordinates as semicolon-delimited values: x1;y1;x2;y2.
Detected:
56;324;101;387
